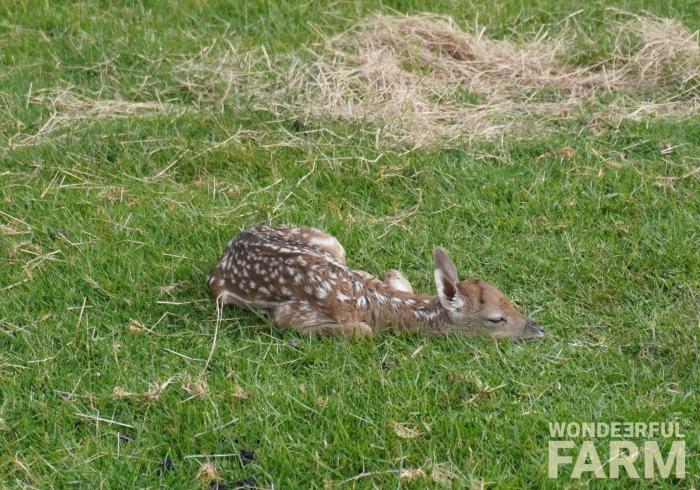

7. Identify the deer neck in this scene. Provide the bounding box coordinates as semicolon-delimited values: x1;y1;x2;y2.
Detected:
354;275;448;333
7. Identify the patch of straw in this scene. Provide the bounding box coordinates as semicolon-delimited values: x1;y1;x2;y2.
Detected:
430;462;457;485
233;384;249;399
9;88;182;149
196;460;221;485
184;12;700;148
393;422;423;439
619;15;700;85
113;377;174;402
400;468;426;482
182;377;209;398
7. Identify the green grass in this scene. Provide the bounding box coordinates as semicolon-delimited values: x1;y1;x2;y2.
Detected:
1;1;699;488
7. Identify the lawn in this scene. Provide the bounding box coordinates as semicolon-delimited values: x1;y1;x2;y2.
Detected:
1;1;698;488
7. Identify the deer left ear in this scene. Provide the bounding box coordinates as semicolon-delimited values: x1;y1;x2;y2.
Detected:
434;247;465;312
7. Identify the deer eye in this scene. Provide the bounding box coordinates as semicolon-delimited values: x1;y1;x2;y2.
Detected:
487;317;506;324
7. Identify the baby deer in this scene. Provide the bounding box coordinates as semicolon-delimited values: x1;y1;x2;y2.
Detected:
208;225;544;340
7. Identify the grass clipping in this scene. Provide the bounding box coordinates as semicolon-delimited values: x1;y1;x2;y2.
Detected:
7;88;181;150
193;13;700;147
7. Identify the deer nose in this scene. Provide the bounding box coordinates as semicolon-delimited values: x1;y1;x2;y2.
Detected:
525;319;545;338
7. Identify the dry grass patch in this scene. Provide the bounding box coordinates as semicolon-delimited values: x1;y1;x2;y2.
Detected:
182;377;209;398
399;467;426;482
7;88;183;149
196;460;221;485
430;462;458;485
183;12;700;147
393;422;423;439
112;377;174;402
232;384;249;399
11;13;699;151
620;15;700;83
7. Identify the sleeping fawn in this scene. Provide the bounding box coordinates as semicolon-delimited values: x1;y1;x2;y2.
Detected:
208;225;544;339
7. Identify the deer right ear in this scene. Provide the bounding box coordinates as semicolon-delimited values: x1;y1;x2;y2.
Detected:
434;247;464;312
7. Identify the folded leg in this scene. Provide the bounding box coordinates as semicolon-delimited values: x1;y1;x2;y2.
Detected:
383;269;413;293
286;227;346;264
271;301;372;337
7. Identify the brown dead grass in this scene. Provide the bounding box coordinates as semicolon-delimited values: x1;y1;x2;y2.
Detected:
430;462;458;485
8;88;182;149
399;468;426;482
112;377;174;402
183;12;700;148
181;377;209;398
232;384;249;399
393;422;423;439
620;15;700;84
196;460;221;485
8;13;699;151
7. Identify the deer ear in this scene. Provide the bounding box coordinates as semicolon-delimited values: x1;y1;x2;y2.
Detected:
434;247;464;312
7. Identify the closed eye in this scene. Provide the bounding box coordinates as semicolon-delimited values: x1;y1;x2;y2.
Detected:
487;317;506;324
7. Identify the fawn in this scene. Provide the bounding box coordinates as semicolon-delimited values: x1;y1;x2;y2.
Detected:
208;225;544;339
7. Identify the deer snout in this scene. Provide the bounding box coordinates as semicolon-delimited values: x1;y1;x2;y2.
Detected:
522;319;545;339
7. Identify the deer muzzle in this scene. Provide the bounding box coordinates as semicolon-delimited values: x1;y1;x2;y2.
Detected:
522;319;545;339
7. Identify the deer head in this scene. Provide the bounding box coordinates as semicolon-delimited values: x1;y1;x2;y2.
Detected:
433;247;544;340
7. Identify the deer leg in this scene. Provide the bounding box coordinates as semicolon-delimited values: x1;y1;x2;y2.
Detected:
271;302;372;337
298;321;373;338
383;269;413;293
353;268;412;292
288;227;347;264
208;273;246;306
